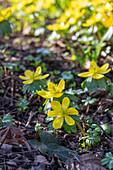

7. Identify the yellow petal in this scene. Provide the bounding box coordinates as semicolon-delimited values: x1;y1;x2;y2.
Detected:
98;63;111;74
89;61;99;73
47;111;58;117
23;79;33;84
34;66;41;77
37;91;52;98
65;115;75;125
35;74;49;80
62;97;70;111
78;72;93;77
101;68;111;74
19;75;28;80
24;70;33;78
99;63;109;72
66;108;78;115
58;79;65;92
93;74;104;79
51;101;61;111
52;92;63;98
53;116;64;129
48;82;56;93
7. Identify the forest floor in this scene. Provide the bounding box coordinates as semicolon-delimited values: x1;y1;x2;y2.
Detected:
0;33;113;170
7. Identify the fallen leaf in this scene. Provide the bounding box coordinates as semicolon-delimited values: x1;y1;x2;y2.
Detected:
34;155;49;166
76;153;107;170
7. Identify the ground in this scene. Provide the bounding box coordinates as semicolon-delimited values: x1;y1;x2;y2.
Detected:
0;33;113;170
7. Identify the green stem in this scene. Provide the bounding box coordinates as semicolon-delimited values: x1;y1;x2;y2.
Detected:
75;121;86;137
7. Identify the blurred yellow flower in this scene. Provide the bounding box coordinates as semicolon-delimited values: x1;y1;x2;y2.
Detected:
19;66;49;84
47;97;78;129
78;61;111;79
83;13;102;27
101;12;113;27
37;79;65;98
0;6;16;22
47;0;88;31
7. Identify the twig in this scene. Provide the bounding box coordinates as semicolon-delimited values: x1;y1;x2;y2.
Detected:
0;126;11;148
2;148;40;156
22;136;32;151
69;152;83;165
25;111;38;127
96;123;113;143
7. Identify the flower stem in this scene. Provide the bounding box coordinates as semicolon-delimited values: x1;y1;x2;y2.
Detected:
75;122;86;137
86;104;89;113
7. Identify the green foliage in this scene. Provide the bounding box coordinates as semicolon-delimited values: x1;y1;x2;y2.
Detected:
0;20;12;35
36;48;51;57
101;152;113;170
28;130;77;162
81;76;109;92
81;128;101;147
22;79;47;93
0;113;14;128
82;97;96;106
63;121;77;134
81;123;111;147
35;123;43;131
109;83;113;97
16;96;29;112
60;71;74;82
2;62;20;72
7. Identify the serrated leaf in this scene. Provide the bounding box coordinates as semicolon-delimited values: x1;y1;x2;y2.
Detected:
82;77;108;92
40;131;63;145
48;143;77;162
22;79;47;93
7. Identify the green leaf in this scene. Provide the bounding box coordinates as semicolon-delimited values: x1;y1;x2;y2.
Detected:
63;93;78;102
106;152;113;158
71;115;81;122
22;79;47;93
101;158;111;165
2;113;14;123
40;131;63;145
109;160;113;170
47;143;77;162
63;121;72;134
0;20;12;35
101;123;112;134
82;77;108;92
109;83;113;97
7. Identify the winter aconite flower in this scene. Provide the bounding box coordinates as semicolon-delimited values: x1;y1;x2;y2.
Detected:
47;97;78;129
0;6;16;22
37;79;65;98
78;61;111;79
19;66;49;84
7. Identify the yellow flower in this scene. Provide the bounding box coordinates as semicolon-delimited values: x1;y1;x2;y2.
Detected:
19;66;49;84
47;97;78;129
101;12;113;27
83;13;102;27
0;6;16;22
78;61;111;79
37;79;65;98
